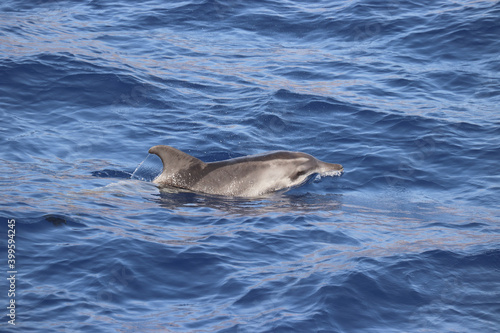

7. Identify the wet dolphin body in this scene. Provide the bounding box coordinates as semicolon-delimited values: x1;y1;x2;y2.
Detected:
148;145;344;197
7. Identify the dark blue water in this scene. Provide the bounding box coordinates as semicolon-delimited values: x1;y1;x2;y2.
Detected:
1;0;500;332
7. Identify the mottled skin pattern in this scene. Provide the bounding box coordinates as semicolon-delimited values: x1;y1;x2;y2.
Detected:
149;145;343;197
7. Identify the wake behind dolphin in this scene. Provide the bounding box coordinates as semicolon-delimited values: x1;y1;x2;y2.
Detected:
148;145;344;197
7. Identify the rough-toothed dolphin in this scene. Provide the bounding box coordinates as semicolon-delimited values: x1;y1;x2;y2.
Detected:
148;145;343;197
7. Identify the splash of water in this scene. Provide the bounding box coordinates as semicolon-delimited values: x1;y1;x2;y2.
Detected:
130;154;163;182
314;169;344;181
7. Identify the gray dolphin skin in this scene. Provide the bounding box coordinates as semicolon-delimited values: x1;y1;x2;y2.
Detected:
148;145;344;197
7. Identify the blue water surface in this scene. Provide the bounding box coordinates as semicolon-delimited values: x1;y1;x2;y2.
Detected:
1;0;500;332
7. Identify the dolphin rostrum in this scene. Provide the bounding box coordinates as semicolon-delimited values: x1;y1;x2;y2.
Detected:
148;145;343;197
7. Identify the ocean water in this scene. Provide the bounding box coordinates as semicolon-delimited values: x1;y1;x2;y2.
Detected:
1;0;499;332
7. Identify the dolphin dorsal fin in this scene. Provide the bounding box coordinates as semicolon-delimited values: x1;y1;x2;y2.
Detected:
148;145;205;179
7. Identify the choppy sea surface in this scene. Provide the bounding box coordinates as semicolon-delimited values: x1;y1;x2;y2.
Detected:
1;0;500;332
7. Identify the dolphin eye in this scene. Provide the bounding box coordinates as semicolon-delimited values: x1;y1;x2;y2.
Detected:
291;170;306;180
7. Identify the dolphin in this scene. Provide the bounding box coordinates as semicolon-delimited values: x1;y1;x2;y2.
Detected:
148;145;343;197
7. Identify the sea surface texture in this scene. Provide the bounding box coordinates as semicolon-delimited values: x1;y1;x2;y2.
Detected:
1;0;499;332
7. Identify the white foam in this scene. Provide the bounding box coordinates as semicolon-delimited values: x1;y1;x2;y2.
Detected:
315;170;344;180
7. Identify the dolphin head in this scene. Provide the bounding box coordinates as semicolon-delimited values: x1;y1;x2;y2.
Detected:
284;152;344;188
